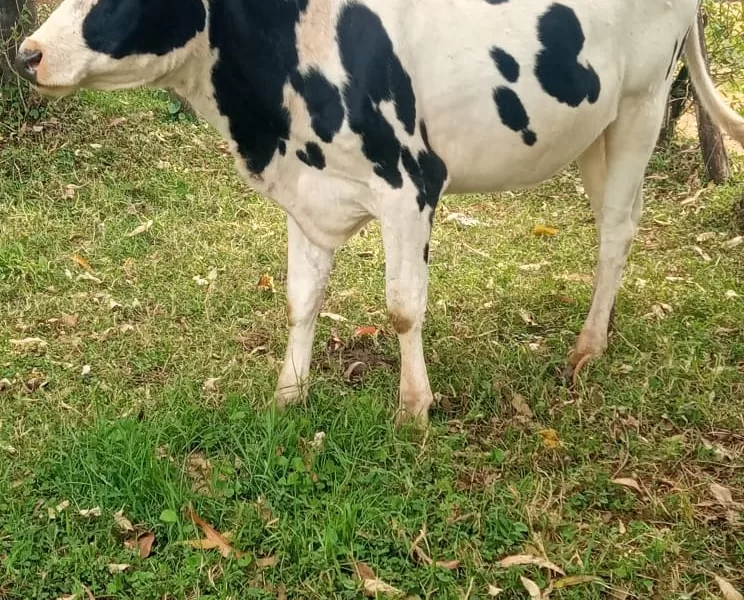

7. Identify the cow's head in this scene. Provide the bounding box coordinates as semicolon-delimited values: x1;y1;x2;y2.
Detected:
15;0;207;96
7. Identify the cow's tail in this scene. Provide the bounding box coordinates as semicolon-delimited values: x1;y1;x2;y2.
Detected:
684;16;744;146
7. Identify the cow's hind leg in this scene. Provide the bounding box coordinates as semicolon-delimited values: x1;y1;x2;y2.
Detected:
575;133;618;335
566;95;666;380
275;215;334;406
381;203;436;426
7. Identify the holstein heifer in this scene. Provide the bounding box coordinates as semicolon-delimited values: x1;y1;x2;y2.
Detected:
16;0;744;425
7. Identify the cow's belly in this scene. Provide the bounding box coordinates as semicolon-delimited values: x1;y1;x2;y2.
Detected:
437;93;619;195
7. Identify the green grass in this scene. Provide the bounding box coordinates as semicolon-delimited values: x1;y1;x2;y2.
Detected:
1;86;743;600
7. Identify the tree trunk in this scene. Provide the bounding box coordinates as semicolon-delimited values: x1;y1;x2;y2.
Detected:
692;9;730;183
0;0;36;86
657;65;691;147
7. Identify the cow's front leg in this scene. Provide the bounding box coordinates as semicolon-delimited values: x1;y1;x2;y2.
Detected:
381;206;435;426
275;215;334;407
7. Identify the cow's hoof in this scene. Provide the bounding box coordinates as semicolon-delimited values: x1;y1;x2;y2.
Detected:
562;351;596;387
273;386;305;409
395;405;429;429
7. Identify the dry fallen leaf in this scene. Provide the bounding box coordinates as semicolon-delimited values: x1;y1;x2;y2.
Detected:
518;308;538;326
711;483;738;507
511;394;533;420
257;273;275;292
499;554;565;576
126;220;153;238
107;563;130;574
444;212;481;228
0;378;11;392
114;509;134;533
725;290;740;299
691;245;712;262
553;575;602;589
534;224;558;236
612;478;643;495
715;576;744;600
202;377;220;394
354;326;379;337
10;337;47;349
352;561;403;598
256;555;279;568
185;503;241;558
71;254;93;272
538;429;562;450
520;576;542;600
487;585;503;597
136;531;155;558
519;261;550;271
56;500;70;513
319;312;347;322
696;232;717;242
76;272;103;284
722;236;743;249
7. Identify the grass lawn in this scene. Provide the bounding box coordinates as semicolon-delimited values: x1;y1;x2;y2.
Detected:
1;83;743;600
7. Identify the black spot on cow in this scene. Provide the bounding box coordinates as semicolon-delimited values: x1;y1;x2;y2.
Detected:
401;122;448;212
423;242;430;264
484;0;509;4
337;3;417;189
534;3;600;107
297;142;326;170
291;69;344;143
493;87;537;146
209;0;308;174
83;0;206;58
490;47;520;83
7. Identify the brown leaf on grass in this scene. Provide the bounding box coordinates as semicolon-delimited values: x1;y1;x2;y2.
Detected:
319;312;347;322
534;224;558;236
715;576;744;600
107;563;130;574
352;561;403;597
71;254;93;272
520;576;542;600
257;274;275;292
410;526;460;570
125;220;153;238
518;309;538;326
499;554;565;576
722;236;743;249
256;555;278;568
202;378;220;394
553;575;602;589
354;326;379;337
511;394;533;420
136;532;155;558
0;378;11;392
276;584;288;600
10;337;47;349
59;314;79;328
487;585;503;597
711;483;739;507
556;272;593;284
537;429;562;450
611;478;643;495
343;361;367;384
114;509;134;533
185;503;241;558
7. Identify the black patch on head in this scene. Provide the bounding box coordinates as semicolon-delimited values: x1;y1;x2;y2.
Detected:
493;87;537;146
534;3;600;107
291;69;344;143
83;0;205;58
296;142;326;170
209;0;309;174
485;0;509;4
337;3;417;189
490;47;519;83
423;242;430;264
401;122;448;212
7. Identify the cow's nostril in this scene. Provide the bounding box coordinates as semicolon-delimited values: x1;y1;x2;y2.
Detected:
14;48;43;82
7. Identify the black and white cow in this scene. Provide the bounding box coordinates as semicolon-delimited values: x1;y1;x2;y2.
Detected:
16;0;744;425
